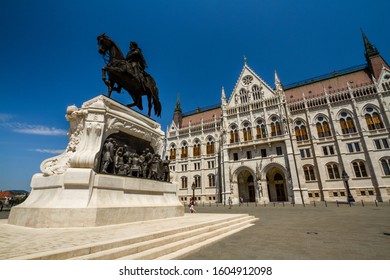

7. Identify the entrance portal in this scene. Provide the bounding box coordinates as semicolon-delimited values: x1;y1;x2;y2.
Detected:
266;170;287;202
238;170;256;203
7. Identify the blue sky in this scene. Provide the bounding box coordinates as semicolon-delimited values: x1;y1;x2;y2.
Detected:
1;0;389;191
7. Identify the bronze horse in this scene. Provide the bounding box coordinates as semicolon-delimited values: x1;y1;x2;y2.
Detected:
97;34;161;117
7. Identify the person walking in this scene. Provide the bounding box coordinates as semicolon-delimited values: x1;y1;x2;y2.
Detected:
228;196;233;209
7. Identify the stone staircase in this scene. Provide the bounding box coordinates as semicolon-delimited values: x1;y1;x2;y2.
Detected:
22;214;257;260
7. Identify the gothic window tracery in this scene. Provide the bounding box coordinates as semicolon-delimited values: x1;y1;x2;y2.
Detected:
240;88;248;103
339;112;357;134
193;139;201;157
270;117;282;136
242;122;252;142
294;120;308;141
256;119;267;139
230;124;239;143
364;107;384;130
206;137;215;155
316;116;331;138
252;84;261;101
169;144;176;160
181;141;188;159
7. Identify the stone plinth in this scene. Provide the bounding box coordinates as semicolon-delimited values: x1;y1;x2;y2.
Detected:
9;168;183;228
8;95;184;228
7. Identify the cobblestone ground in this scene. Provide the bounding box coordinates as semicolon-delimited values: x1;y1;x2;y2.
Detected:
181;202;390;260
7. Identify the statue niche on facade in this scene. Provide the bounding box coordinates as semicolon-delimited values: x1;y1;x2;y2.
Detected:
97;33;162;117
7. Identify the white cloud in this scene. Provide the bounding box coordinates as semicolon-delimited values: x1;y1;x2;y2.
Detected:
13;125;67;136
0;114;67;136
33;149;65;154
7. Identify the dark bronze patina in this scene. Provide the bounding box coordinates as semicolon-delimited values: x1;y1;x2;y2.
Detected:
99;133;170;182
97;33;161;117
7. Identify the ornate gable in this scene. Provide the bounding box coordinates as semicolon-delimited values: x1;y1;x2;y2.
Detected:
226;63;276;109
377;66;390;86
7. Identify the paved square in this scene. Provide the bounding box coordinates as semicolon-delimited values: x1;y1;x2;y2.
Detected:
181;202;390;260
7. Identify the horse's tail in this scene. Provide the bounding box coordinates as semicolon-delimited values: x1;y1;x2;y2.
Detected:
146;74;161;117
152;87;162;117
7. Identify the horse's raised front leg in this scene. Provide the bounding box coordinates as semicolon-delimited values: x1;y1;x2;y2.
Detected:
102;67;112;97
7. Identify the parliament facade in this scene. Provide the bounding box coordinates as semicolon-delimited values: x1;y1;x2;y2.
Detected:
166;33;390;204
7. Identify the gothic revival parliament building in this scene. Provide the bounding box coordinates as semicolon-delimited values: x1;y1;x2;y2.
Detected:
166;33;390;205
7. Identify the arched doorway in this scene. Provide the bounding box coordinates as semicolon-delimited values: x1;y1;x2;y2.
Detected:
238;170;256;202
266;168;287;202
274;173;286;201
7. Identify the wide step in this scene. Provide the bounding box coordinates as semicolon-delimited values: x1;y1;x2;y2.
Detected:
72;215;257;260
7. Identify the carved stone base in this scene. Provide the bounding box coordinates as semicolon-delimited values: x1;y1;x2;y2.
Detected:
9;95;183;228
8;168;184;228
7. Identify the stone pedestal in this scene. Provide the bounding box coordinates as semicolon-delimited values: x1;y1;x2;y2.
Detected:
8;95;184;228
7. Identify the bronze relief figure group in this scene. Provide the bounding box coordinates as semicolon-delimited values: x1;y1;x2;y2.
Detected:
100;138;170;182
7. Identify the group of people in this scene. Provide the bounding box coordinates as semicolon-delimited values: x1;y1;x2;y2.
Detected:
100;138;170;182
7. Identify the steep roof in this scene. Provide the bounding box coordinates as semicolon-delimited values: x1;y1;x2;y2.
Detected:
284;65;373;103
181;105;221;128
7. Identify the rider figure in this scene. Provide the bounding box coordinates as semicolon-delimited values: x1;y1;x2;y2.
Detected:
126;41;147;89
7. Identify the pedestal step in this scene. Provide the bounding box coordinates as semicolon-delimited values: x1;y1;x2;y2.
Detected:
12;214;257;260
70;214;257;260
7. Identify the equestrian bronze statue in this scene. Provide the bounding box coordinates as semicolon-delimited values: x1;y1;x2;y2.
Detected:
97;33;161;117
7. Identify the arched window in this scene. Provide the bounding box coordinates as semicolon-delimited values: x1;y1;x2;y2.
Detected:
252;85;261;100
230;124;239;143
274;173;283;181
193;139;201;157
181;142;188;159
181;177;188;189
365;107;384;130
380;158;390;176
326;163;340;179
169;144;176;160
206;137;215;155
239;88;248;103
316;116;332;138
270;117;282;137
194;175;201;188
303;165;316;181
242;122;252;142
352;160;368;178
294;120;308;141
208;174;216;187
256;119;267;139
339;112;357;134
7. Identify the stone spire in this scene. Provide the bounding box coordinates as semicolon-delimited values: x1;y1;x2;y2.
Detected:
274;70;284;94
361;30;389;79
362;29;379;59
221;86;227;105
173;95;182;128
174;95;182;113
